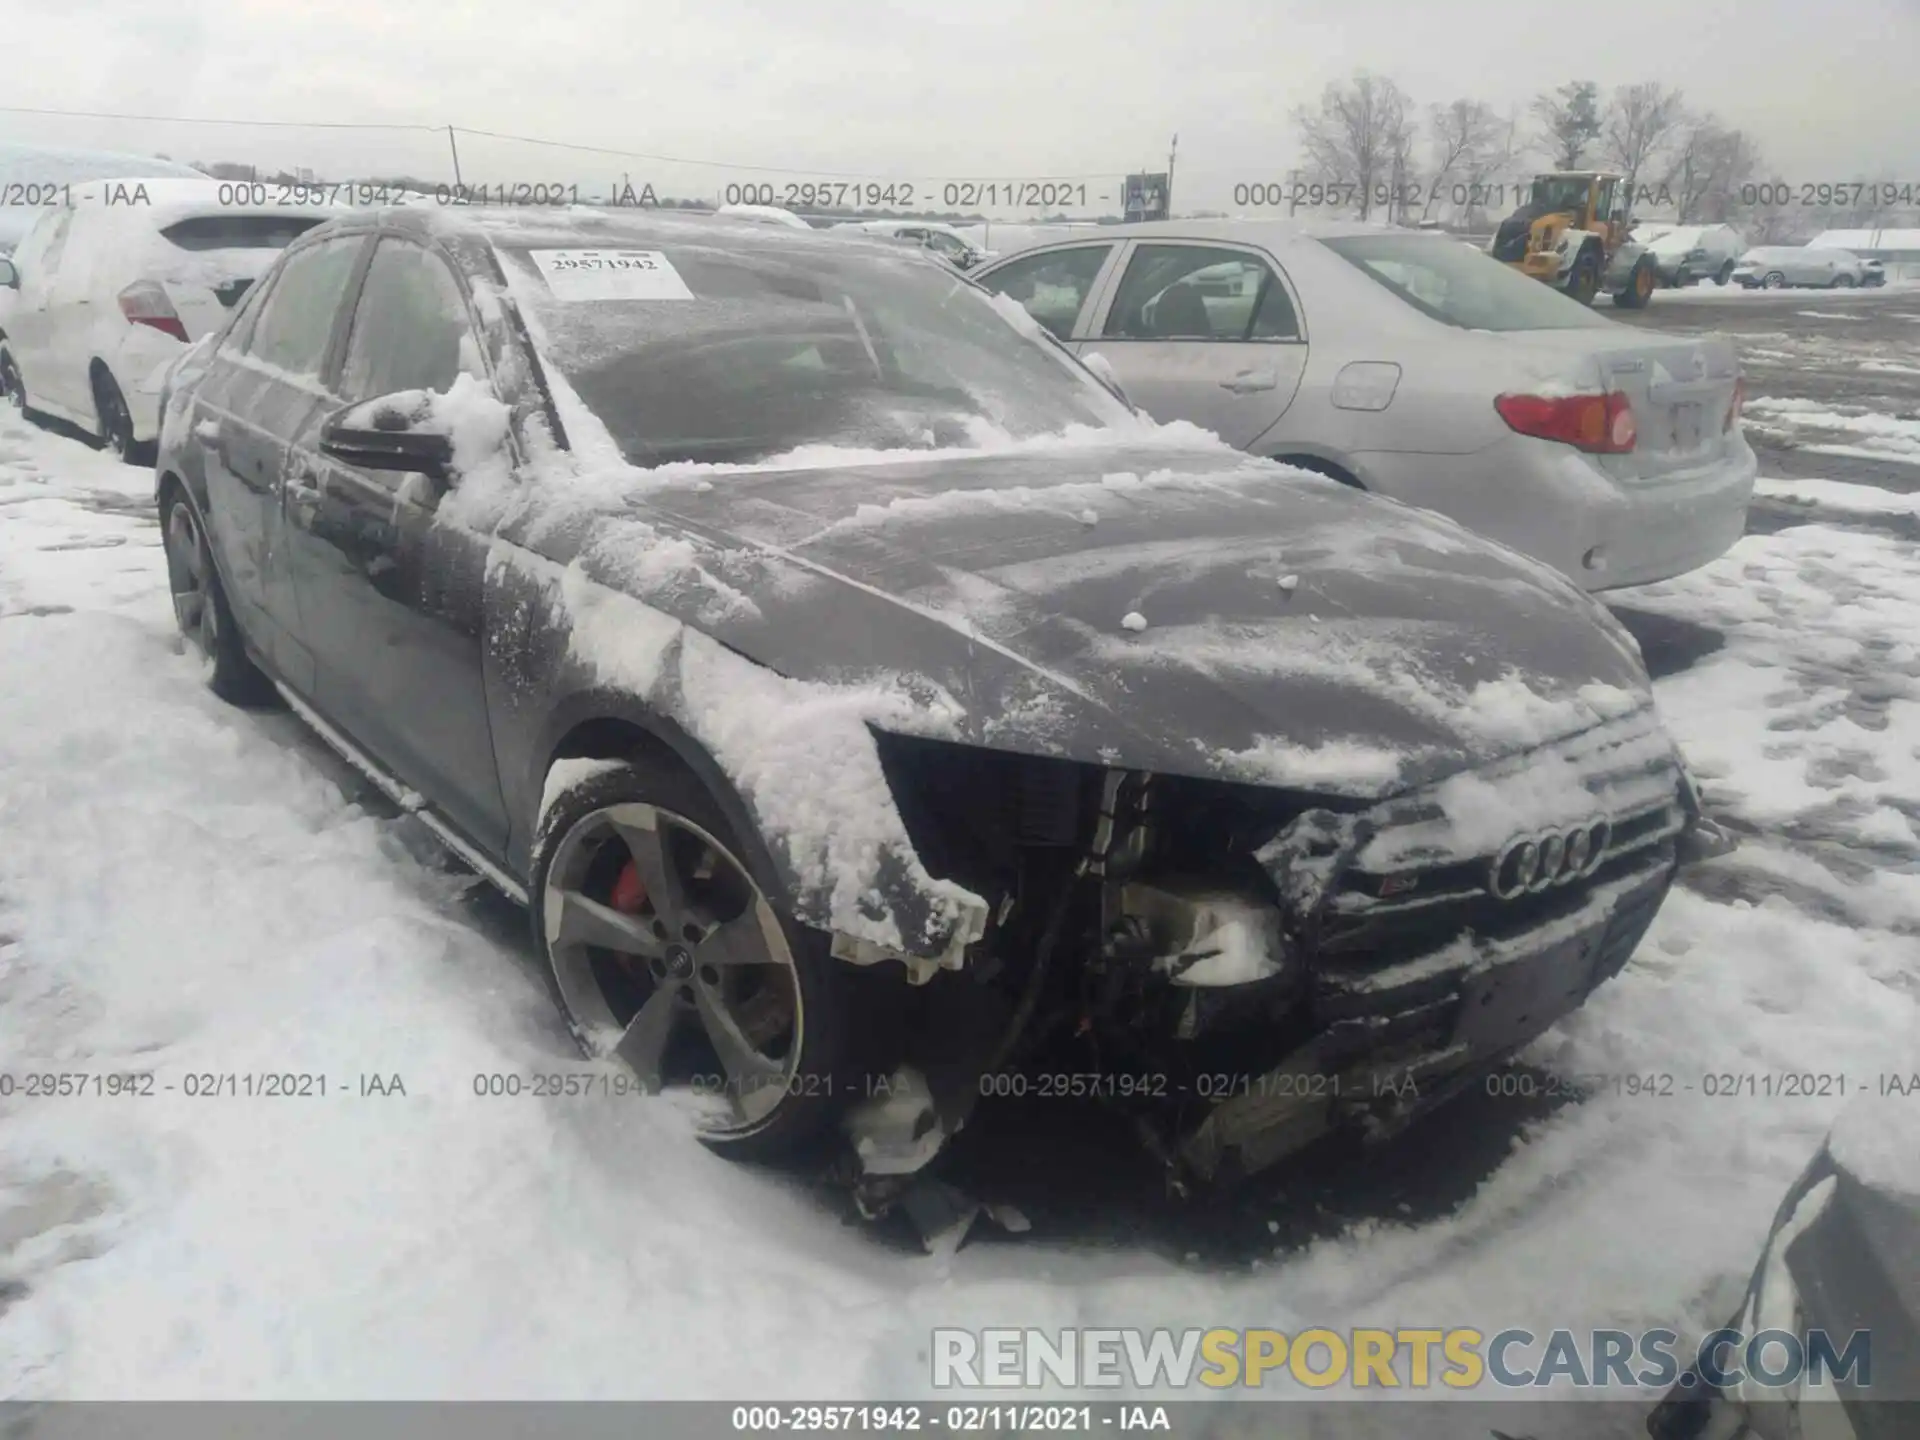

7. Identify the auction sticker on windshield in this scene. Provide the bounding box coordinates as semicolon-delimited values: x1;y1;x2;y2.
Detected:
526;249;695;300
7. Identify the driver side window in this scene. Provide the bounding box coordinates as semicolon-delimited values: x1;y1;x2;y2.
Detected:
976;244;1113;341
338;239;482;402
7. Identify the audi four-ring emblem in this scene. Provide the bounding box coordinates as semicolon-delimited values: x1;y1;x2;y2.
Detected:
1489;818;1612;900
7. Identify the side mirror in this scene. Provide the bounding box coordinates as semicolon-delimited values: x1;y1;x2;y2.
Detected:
318;390;454;480
0;258;18;290
1080;352;1131;409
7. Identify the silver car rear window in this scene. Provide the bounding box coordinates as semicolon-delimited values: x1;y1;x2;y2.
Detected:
1319;234;1615;332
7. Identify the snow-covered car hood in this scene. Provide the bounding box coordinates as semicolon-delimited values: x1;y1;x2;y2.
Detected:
507;443;1653;801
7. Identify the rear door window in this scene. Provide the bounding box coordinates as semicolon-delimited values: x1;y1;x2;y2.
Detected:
241;236;364;378
976;244;1114;340
1100;244;1297;341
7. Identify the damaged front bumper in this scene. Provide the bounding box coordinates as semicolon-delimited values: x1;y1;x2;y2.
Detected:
1172;708;1700;1186
1177;857;1672;1183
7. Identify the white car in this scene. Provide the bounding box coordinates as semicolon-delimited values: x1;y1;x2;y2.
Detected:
1637;222;1746;286
833;219;985;270
972;218;1757;591
0;180;338;460
1731;246;1868;289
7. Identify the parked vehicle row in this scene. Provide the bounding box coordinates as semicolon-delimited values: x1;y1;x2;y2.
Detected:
1732;245;1872;289
1634;222;1747;287
971;218;1756;592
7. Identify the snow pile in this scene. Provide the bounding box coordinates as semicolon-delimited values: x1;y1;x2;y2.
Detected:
1755;477;1920;516
1826;1044;1920;1198
1214;735;1409;793
1743;397;1920;464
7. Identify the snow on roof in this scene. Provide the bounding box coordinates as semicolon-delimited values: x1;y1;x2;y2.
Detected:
0;144;208;249
0;142;204;184
1809;229;1920;251
712;203;814;230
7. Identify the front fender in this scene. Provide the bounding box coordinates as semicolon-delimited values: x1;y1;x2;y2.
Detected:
482;539;989;969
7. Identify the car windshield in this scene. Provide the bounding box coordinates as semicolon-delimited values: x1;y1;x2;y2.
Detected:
1530;176;1593;212
1319;232;1616;331
499;236;1131;466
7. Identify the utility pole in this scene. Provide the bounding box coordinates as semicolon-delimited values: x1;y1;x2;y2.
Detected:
1166;133;1178;218
447;125;464;188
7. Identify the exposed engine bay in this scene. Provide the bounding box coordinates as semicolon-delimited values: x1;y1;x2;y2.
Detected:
838;710;1713;1237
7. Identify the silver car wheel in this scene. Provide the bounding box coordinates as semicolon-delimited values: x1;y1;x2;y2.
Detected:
0;349;23;413
540;800;802;1135
164;502;219;669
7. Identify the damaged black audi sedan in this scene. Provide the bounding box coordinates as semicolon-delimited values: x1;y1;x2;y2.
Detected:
154;206;1718;1211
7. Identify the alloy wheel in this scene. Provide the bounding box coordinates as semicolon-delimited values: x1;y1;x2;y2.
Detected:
0;351;22;413
164;502;219;667
540;801;803;1136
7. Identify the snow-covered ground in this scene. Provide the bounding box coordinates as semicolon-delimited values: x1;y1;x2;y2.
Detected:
1;405;1916;1429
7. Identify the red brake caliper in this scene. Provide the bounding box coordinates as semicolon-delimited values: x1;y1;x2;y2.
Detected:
610;860;648;915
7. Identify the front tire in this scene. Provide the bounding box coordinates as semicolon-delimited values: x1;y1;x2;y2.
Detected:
530;757;853;1161
161;492;274;704
1564;248;1602;306
1762;271;1787;289
1715;260;1734;286
1832;273;1856;289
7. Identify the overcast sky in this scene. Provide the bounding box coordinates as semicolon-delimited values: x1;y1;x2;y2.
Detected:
3;0;1917;215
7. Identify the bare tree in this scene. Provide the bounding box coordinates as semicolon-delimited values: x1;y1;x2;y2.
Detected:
1603;82;1687;195
1420;98;1504;221
1292;72;1417;220
1532;81;1603;168
1662;115;1765;225
1466;106;1526;229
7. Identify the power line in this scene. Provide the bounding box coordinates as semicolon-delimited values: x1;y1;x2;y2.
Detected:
0;103;1129;181
0;103;437;132
451;125;1122;181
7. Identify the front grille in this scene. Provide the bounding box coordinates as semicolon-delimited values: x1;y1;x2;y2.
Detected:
1313;707;1684;981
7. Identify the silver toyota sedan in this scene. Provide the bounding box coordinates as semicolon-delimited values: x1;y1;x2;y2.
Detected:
972;219;1757;591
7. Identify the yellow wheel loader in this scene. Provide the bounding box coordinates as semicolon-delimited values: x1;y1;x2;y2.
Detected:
1487;171;1658;309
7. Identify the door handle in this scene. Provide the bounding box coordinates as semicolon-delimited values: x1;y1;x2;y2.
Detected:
1220;369;1278;394
286;466;322;518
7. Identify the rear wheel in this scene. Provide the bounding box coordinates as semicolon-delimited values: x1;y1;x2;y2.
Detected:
0;345;25;416
161;491;274;704
92;370;151;466
531;758;853;1160
1564;248;1602;305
